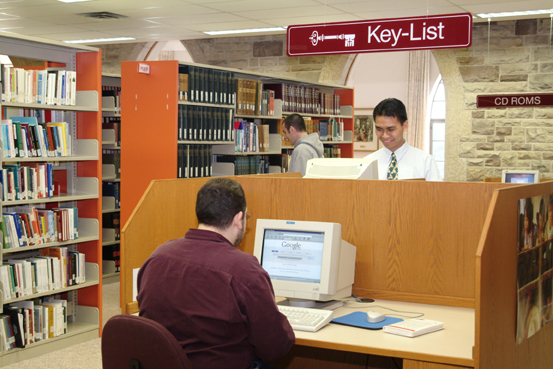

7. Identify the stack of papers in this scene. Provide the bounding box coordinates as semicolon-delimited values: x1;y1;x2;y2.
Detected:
383;318;444;337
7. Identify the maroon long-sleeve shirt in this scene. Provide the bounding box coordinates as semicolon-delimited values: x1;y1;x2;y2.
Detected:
137;229;295;369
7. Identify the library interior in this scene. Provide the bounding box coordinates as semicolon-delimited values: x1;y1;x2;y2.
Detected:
0;0;553;368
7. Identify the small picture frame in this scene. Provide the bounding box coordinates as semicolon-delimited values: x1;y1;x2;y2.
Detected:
354;108;378;151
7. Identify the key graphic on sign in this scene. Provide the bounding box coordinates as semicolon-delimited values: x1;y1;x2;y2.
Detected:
309;31;356;47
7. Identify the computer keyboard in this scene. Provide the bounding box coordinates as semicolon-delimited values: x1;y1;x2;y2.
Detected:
278;305;334;332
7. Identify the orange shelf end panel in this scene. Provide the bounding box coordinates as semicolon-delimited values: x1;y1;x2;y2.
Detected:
121;60;179;228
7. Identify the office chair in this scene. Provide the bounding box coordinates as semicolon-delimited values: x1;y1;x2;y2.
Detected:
102;314;194;369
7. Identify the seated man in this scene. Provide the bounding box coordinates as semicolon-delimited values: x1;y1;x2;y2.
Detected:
137;178;295;369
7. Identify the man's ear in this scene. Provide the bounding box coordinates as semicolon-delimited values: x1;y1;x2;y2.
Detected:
403;120;409;131
233;211;244;230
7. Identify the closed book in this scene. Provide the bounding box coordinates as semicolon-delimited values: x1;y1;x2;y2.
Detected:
383;318;444;337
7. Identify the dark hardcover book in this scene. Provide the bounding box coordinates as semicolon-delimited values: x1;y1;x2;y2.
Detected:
102;150;121;179
4;306;25;348
188;66;195;102
103;182;120;209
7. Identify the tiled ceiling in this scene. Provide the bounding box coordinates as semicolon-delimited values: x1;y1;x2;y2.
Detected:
0;0;551;44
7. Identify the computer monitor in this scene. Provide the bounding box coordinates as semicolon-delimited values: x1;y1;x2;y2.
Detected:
501;169;540;184
253;219;356;309
303;158;378;179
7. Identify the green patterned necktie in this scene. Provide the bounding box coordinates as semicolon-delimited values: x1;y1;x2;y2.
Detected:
387;152;398;180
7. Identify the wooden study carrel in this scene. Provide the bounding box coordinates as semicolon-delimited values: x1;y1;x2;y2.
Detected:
121;176;553;369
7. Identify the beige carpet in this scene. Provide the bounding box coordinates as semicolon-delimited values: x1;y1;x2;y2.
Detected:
4;281;122;369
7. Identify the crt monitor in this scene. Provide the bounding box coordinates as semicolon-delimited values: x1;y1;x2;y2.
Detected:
303;158;378;179
253;219;356;308
502;169;539;184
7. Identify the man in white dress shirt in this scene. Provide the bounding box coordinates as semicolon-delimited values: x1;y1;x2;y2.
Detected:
365;98;442;181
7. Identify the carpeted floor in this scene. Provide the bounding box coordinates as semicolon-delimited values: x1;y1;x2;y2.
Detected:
4;281;122;369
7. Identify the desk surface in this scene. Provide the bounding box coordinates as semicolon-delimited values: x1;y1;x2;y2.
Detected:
291;299;475;368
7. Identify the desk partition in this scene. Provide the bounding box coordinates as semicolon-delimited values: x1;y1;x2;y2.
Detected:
121;176;553;369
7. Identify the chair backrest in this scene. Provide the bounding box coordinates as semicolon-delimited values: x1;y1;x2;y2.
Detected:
102;314;194;369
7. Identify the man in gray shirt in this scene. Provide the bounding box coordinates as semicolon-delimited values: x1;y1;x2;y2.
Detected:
282;114;324;176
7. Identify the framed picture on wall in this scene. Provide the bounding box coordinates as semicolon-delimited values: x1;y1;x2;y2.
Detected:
354;109;378;151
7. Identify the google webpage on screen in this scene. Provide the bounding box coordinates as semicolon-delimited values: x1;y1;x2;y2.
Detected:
261;229;324;283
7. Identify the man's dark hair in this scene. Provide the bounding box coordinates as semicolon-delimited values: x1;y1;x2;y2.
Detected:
282;113;307;132
373;98;408;125
196;178;246;229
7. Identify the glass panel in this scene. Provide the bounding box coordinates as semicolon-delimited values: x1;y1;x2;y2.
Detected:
432;122;446;140
431;102;446;119
432;141;445;161
435;81;445;101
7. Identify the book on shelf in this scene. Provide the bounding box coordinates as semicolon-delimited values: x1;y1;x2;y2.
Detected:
103;182;121;209
177;144;213;179
383;318;444;337
103;212;121;241
103;244;120;272
185;65;234;105
1;65;77;106
103;149;121;179
103;116;121;145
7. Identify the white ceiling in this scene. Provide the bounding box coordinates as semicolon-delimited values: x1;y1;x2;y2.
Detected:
0;0;551;45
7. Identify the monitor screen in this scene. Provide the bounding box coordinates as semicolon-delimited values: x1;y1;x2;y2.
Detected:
502;170;539;184
260;229;325;284
253;219;356;307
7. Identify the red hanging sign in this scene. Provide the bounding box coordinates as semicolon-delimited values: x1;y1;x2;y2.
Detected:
287;13;472;56
477;94;553;108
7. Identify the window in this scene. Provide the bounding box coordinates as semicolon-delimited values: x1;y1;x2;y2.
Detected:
429;77;445;178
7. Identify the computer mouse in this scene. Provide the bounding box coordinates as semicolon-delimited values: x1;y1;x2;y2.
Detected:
366;311;385;323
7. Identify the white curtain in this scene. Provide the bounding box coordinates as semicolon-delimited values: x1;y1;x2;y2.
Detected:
406;50;430;150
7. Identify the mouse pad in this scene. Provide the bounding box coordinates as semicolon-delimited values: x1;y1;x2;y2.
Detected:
331;312;403;330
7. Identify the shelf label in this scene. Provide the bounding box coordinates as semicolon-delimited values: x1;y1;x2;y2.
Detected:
138;63;150;74
287;13;472;56
477;94;553;108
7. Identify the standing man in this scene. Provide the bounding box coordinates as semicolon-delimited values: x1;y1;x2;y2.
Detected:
282;113;324;176
137;178;295;369
365;98;442;181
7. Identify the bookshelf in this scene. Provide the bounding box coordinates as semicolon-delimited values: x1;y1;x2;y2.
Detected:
0;33;102;365
121;60;354;227
101;73;121;284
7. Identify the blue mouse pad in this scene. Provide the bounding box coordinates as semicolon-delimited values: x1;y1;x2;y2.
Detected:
331;312;403;330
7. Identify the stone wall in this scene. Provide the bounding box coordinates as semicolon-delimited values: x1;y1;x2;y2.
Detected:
433;18;553;181
98;42;154;75
182;35;353;85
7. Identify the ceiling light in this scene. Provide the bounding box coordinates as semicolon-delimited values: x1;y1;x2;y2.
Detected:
477;9;553;18
58;0;94;2
63;37;135;44
204;27;286;36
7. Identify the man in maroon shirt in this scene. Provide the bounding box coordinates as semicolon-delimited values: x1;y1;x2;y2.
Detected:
137;178;295;369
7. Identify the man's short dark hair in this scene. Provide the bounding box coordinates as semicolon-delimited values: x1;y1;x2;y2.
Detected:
373;98;408;125
282;113;307;132
196;178;246;229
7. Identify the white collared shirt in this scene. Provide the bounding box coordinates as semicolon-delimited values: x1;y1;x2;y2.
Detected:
364;141;443;181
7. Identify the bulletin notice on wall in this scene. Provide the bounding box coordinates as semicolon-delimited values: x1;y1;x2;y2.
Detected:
517;195;553;344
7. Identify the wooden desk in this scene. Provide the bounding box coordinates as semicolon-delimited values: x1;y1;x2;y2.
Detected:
272;299;474;369
121;177;553;369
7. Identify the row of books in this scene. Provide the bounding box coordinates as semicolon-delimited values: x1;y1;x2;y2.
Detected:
1;297;69;350
103;212;120;241
8;109;66;124
235;78;275;116
177;144;213;179
323;145;343;158
319;118;345;141
103;244;120;273
103;182;120;210
1;162;55;202
103;116;121;146
178;105;234;142
102;86;121;112
233;120;271;153
1;247;85;300
1;118;70;158
2;65;77;106
266;83;342;115
2;206;79;249
214;155;274;175
103;150;120;179
184;66;235;105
